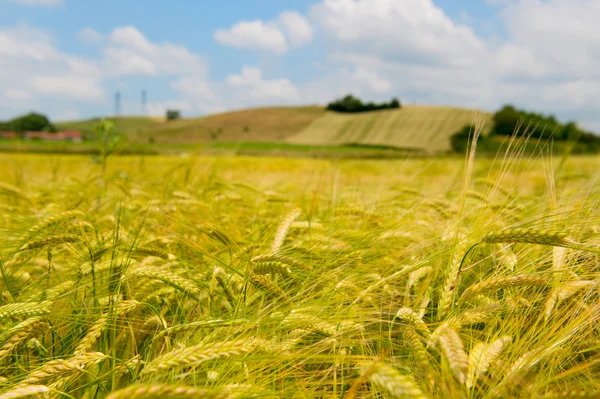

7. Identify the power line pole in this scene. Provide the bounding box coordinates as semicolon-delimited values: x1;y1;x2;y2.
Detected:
114;91;121;117
141;89;147;115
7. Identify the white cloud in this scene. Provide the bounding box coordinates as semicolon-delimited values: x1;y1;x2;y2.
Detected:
9;0;63;7
30;76;103;100
104;26;207;76
226;66;300;103
215;21;288;54
76;28;102;44
311;0;484;67
3;88;31;100
304;0;600;133
0;24;59;61
214;11;313;54
0;24;104;117
277;12;314;46
352;67;391;93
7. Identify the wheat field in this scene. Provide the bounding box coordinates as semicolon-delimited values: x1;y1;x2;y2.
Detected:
0;146;599;398
287;106;493;153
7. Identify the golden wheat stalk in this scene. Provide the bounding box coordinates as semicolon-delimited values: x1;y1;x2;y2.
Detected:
0;317;48;363
0;301;53;321
0;385;49;399
537;391;600;398
141;339;260;375
106;384;238;399
466;336;512;388
459;275;551;302
364;362;428;399
271;208;302;253
73;300;140;355
155;318;249;339
282;313;338;337
395;308;431;339
248;273;288;299
438;240;469;318
128;269;201;300
251;254;309;271
19;210;85;242
482;228;571;247
18;352;106;386
438;328;468;384
20;235;81;250
404;327;429;374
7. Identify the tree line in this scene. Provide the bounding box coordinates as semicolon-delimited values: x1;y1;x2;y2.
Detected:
0;112;56;134
451;104;600;153
326;94;401;113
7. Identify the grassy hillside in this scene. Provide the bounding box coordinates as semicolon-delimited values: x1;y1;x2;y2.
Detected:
288;105;493;153
135;106;326;144
56;117;162;137
56;105;491;153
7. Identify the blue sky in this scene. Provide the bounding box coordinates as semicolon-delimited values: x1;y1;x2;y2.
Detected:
0;0;598;132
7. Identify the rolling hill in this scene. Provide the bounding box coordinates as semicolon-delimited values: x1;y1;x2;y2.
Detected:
287;105;492;153
57;105;492;153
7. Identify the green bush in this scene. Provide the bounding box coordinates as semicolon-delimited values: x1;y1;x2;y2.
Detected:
9;112;55;133
450;124;476;153
491;105;599;144
166;109;181;121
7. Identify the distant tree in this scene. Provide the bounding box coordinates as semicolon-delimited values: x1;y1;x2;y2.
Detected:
166;109;181;121
0;121;10;131
559;121;579;141
10;112;55;133
450;124;476;153
326;94;402;113
490;105;600;149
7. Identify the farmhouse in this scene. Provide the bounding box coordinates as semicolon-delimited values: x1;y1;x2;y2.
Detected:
0;130;84;142
0;131;18;139
23;131;84;142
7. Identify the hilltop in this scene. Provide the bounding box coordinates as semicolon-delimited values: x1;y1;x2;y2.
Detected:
56;105;491;154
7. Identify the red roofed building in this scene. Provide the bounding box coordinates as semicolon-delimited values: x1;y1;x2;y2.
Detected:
0;131;18;139
23;130;83;142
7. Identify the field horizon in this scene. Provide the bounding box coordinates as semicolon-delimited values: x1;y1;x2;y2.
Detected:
54;104;492;154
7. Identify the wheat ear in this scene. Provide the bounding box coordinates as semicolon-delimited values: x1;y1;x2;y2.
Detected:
18;352;106;386
466;336;512;388
19;210;84;242
0;302;53;321
396;308;431;339
271;208;302;253
438;328;468;384
459;275;550;302
73;300;140;355
482;228;571;247
20;235;81;250
0;385;49;399
106;384;238;399
141;339;260;375
364;362;428;399
128;269;201;300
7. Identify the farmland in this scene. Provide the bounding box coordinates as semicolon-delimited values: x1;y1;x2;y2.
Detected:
51;105;490;154
0;147;599;398
288;106;493;153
